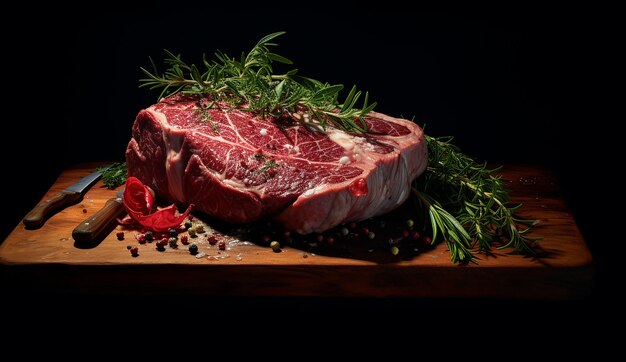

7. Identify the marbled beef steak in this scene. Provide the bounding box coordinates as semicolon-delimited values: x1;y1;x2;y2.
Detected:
126;94;427;233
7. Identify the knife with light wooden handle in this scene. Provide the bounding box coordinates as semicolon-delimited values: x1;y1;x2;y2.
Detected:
72;188;126;242
23;165;111;229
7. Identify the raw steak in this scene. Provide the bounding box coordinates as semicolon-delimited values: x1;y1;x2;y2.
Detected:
126;94;427;233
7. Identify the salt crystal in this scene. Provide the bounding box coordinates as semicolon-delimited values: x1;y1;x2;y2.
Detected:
339;156;351;165
260;128;268;136
195;252;206;258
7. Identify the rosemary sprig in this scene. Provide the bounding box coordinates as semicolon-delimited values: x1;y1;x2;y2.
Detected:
139;32;376;133
412;135;540;263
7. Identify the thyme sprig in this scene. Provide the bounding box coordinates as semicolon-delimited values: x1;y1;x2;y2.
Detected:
139;32;376;133
412;135;540;263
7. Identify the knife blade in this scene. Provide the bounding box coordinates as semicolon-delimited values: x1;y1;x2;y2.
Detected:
23;165;112;229
72;188;126;243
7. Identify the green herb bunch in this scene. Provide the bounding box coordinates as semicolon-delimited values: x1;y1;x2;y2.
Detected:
412;136;540;263
139;32;375;133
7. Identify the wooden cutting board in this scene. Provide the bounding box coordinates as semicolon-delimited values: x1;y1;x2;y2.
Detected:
0;163;592;298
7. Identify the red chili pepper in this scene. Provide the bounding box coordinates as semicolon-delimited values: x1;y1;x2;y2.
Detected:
123;177;154;215
122;177;193;233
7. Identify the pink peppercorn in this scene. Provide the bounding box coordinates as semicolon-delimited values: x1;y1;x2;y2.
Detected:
180;235;189;245
137;234;146;244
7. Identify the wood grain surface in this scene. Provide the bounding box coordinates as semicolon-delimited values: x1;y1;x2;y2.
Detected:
0;163;593;298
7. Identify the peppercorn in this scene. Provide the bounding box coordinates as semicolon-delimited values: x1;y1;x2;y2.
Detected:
218;240;226;250
145;231;154;241
367;231;376;239
180;235;189;245
137;234;146;244
270;241;281;251
390;246;399;256
207;236;218;245
130;246;139;257
340;227;349;236
326;236;335;246
195;225;205;234
168;228;178;237
423;235;433;245
168;237;178;248
188;244;198;255
156;240;166;251
184;220;193;229
188;227;197;237
126;245;132;250
116;231;124;240
406;219;415;228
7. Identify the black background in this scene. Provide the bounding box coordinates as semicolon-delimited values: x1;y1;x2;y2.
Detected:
2;7;619;329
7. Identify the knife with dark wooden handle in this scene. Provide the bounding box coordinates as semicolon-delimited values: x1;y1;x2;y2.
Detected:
23;192;83;228
23;165;112;229
72;189;125;242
